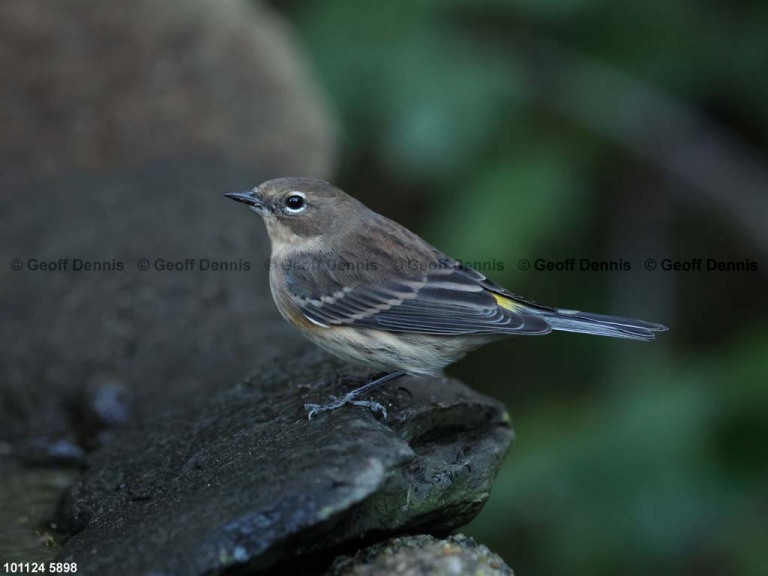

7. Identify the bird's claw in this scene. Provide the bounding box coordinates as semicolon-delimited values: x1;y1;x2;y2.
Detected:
349;399;388;419
304;403;319;421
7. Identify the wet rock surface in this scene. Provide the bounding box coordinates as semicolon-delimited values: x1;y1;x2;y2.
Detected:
55;351;513;575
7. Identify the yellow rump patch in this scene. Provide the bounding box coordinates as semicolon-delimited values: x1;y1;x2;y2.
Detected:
492;293;520;311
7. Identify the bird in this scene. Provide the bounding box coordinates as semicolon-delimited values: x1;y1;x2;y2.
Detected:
224;177;667;419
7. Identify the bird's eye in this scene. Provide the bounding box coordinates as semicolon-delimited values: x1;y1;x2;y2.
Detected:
285;193;306;213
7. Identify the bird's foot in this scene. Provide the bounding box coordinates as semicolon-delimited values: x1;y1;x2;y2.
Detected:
304;393;387;420
304;370;406;420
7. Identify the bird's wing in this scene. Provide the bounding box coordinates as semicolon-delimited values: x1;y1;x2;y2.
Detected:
284;256;551;336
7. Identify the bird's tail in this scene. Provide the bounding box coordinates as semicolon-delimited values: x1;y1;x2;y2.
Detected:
540;308;667;341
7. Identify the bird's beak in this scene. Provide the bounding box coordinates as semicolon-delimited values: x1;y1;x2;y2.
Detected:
223;190;263;208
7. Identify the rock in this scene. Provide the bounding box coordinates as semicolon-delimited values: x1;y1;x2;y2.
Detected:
0;0;335;191
0;161;284;453
0;0;336;453
328;534;514;576
54;353;513;575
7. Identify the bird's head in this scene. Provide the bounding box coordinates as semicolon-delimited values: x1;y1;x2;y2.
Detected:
224;177;363;245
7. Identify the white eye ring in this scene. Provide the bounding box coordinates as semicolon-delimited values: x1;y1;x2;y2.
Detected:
285;191;307;213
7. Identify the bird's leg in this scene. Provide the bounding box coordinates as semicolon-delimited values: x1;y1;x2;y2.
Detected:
305;370;406;420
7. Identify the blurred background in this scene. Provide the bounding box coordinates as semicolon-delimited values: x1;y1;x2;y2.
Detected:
1;0;766;574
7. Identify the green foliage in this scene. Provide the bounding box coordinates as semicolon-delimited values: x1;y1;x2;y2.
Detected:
292;0;528;183
425;140;589;273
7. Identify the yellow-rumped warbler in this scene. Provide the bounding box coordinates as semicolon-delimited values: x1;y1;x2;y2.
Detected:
225;178;666;418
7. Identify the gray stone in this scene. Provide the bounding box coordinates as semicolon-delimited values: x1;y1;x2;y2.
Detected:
55;353;513;575
0;161;282;451
0;0;334;191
